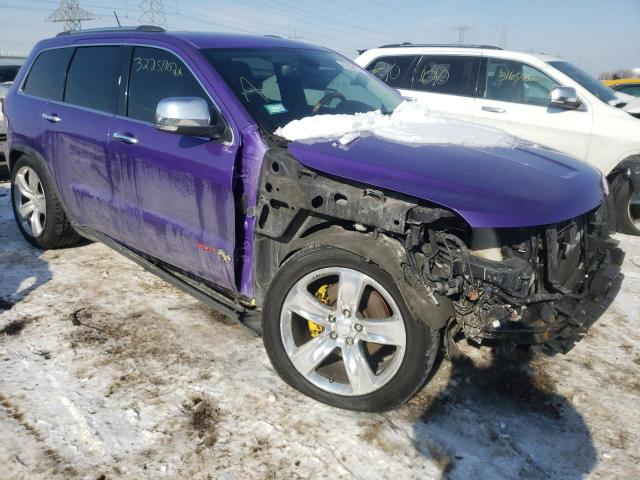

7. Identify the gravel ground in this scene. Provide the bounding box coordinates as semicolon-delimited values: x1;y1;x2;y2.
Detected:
0;179;639;479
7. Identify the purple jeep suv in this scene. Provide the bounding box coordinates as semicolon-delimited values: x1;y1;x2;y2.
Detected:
2;27;623;411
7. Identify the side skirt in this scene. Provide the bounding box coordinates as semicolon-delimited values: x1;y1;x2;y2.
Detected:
74;225;262;336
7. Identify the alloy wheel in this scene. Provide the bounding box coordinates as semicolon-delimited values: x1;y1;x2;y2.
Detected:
280;267;407;396
13;166;47;237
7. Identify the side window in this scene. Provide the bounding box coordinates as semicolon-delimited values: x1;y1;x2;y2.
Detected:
22;48;74;101
411;55;480;96
484;58;560;106
127;46;212;123
65;46;122;113
365;55;418;89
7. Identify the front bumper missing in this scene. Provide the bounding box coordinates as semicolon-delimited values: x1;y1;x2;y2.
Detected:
478;241;624;353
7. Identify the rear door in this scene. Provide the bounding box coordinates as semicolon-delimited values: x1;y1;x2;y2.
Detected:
44;45;125;237
474;57;593;159
13;47;73;167
108;45;240;291
403;54;480;122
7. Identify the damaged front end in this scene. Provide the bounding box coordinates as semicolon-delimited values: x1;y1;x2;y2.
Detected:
254;136;623;355
404;202;624;354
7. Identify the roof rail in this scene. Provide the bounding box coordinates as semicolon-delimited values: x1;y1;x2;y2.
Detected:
378;42;502;50
56;25;166;37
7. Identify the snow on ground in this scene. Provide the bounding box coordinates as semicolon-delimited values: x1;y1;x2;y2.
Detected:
0;179;639;479
275;101;519;148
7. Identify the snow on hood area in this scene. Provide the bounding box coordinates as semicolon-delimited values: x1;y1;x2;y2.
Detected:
275;101;520;148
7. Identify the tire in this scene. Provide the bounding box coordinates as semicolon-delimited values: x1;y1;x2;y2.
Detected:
612;173;640;236
10;155;81;249
262;245;441;412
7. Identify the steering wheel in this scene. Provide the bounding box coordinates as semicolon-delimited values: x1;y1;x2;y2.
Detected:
312;92;346;114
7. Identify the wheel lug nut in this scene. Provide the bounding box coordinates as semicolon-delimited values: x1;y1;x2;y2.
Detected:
345;337;354;345
330;332;338;340
328;315;336;323
354;324;363;332
343;309;351;318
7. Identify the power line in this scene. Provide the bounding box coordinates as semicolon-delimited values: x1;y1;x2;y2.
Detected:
184;0;378;47
366;0;451;31
260;0;392;45
170;9;261;35
139;0;167;29
46;0;97;32
181;0;366;51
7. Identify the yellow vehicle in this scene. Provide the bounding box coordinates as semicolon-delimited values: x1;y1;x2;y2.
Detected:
604;78;640;97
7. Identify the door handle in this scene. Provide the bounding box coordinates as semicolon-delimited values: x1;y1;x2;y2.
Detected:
42;113;61;123
481;106;506;113
112;132;139;145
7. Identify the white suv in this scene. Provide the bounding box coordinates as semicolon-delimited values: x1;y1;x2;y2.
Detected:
355;45;640;235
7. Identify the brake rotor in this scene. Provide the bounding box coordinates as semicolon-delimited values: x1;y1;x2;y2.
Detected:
360;287;391;356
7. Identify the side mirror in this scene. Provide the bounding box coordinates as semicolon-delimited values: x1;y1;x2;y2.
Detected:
549;87;581;110
155;97;226;139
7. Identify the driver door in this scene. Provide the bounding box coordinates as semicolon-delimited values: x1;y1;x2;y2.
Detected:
108;45;240;291
473;58;593;160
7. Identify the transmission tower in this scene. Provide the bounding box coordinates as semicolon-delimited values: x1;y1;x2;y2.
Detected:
139;0;168;29
452;25;472;45
47;0;96;32
499;25;510;49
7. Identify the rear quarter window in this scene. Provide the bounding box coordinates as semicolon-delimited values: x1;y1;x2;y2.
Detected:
22;48;74;101
64;46;122;113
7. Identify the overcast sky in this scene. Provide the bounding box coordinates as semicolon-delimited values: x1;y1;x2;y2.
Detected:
0;0;638;76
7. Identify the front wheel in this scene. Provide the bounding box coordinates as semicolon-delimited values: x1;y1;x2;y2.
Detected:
612;173;640;236
262;245;440;412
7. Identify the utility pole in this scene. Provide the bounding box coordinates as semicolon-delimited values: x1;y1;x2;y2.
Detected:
139;0;168;29
452;25;472;45
46;0;96;32
499;25;509;49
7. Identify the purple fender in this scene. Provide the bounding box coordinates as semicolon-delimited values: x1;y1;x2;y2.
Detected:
287;135;606;228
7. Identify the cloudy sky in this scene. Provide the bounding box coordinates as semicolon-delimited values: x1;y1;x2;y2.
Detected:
1;0;638;76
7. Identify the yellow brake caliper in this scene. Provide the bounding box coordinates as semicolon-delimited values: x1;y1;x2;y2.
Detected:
309;284;329;337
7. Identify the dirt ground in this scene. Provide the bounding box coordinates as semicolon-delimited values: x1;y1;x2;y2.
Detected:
1;179;639;479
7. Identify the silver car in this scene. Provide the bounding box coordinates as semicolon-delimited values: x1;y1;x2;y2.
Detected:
1;58;25;169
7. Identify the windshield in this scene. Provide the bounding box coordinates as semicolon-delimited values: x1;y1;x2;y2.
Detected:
549;60;618;104
0;65;21;84
201;48;401;134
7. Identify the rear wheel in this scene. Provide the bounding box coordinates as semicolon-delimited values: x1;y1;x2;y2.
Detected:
11;155;81;248
262;245;440;411
612;173;640;236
